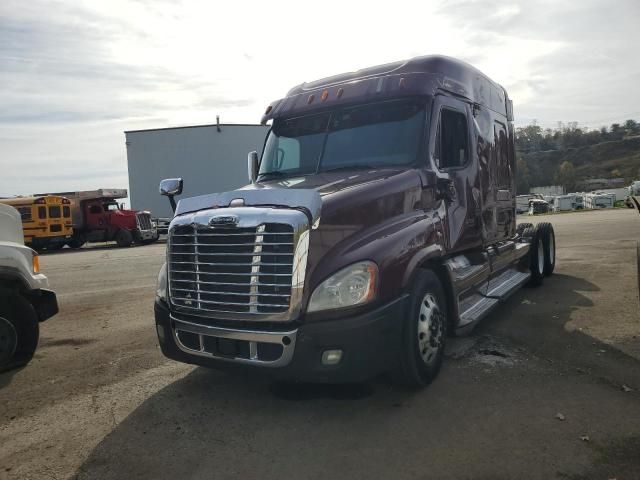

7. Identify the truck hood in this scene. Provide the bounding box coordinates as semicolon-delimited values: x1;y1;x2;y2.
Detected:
174;167;414;225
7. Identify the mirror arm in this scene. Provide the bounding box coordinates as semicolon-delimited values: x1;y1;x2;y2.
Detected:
168;196;177;213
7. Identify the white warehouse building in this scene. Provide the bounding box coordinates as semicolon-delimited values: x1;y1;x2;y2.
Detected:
125;123;269;218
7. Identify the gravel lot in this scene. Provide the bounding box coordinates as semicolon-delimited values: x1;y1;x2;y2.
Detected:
1;208;639;480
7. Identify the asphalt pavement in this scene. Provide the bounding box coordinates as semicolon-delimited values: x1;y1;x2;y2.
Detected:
1;208;639;480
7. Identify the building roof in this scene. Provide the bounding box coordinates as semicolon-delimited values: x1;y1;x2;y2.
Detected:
124;123;265;134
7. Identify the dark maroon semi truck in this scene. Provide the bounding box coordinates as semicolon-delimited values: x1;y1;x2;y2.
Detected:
154;55;556;387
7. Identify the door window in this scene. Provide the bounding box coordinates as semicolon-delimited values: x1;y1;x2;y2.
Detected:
494;121;511;188
435;108;469;169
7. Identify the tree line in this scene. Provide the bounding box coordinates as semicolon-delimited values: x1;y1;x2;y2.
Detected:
516;119;640;153
515;119;640;194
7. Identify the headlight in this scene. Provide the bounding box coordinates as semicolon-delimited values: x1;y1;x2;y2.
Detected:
156;263;167;301
307;261;378;313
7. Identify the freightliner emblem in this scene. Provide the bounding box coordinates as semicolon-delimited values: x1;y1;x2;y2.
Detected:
209;215;239;227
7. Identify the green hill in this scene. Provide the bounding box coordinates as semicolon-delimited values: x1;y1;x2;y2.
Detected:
517;136;640;192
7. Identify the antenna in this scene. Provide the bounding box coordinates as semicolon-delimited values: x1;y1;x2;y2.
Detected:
216;115;221;132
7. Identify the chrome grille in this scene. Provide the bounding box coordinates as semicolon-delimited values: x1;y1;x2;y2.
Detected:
137;212;153;230
168;223;295;316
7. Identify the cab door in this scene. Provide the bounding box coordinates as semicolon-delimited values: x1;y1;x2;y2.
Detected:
429;95;483;253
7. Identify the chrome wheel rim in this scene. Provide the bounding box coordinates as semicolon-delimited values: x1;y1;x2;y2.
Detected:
0;316;17;365
549;234;555;265
538;241;544;275
417;293;444;365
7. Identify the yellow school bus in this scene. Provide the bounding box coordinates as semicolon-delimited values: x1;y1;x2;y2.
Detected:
0;196;73;249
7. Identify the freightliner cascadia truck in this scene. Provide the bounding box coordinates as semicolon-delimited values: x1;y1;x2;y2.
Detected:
153;55;556;388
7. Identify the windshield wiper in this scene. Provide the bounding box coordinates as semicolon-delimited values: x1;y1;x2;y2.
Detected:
322;164;376;173
257;171;289;179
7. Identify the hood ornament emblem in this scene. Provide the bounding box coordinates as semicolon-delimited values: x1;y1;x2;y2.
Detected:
209;215;239;227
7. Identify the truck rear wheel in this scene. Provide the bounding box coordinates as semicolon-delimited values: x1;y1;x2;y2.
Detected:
0;294;39;372
392;269;447;389
115;229;133;247
68;235;86;249
536;222;556;276
524;226;545;287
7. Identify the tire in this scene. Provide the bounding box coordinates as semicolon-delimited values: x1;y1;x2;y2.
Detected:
516;223;533;236
392;269;447;389
537;222;556;276
524;226;545;287
0;294;39;372
141;232;160;245
115;229;133;248
68;235;86;249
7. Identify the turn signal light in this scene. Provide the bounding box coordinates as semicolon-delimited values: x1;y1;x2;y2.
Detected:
32;254;40;274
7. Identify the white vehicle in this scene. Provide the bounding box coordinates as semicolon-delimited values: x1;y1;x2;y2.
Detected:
626;181;640;208
585;193;615;209
0;204;58;370
553;195;574;212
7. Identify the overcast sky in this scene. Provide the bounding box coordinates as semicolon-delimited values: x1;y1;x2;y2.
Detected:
1;0;639;196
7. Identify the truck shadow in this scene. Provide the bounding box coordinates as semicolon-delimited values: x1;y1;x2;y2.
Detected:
74;273;640;479
477;273;640;389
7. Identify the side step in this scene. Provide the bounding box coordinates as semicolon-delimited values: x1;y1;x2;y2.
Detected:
457;268;531;332
486;269;531;299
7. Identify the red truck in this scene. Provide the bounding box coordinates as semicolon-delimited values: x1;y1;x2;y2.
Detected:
43;189;158;248
154;55;557;388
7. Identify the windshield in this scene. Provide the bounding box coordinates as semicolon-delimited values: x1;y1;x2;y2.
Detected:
258;100;425;179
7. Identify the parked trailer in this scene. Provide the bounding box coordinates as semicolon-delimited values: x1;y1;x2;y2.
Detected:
552;195;575;212
584;192;616;209
41;189;158;248
152;56;558;389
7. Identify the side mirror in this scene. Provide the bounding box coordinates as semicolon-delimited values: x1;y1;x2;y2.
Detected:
248;151;259;183
159;178;183;213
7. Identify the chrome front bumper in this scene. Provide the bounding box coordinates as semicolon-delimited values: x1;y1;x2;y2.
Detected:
171;316;297;368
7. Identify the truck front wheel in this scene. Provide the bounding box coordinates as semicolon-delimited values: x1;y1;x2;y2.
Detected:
392;269;447;389
0;294;39;372
115;229;133;248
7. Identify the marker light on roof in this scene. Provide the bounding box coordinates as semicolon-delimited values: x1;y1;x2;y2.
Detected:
307;94;315;104
337;88;344;98
399;77;406;89
265;105;272;115
321;90;329;101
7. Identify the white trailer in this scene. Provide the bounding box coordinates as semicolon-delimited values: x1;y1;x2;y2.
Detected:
125;123;269;219
584;193;616;209
552;195;574;212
